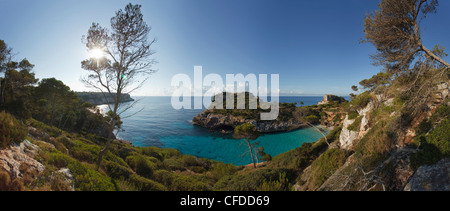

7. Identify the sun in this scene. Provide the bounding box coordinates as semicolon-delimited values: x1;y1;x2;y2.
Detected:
89;48;105;59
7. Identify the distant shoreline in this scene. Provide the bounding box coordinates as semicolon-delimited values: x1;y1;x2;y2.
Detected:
75;92;135;105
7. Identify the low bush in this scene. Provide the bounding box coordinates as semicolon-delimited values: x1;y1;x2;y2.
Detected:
257;171;292;191
411;118;450;169
211;162;238;181
139;146;182;160
68;161;115;191
162;158;185;171
129;174;167;191
307;148;348;189
270;140;328;170
347;111;359;120
181;154;201;167
170;175;209;191
47;152;75;168
326;126;342;142
126;155;157;178
302;115;320;124
351;91;373;109
104;161;133;179
213;168;296;191
153;169;176;187
348;116;363;131
0;111;27;149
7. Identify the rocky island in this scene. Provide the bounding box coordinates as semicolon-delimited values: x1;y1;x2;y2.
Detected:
192;92;347;133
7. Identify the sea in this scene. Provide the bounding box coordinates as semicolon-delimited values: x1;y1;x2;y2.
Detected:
100;96;334;166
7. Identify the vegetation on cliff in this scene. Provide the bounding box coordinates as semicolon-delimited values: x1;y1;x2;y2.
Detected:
193;92;348;133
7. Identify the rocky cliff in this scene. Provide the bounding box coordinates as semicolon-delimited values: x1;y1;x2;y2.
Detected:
192;109;307;133
339;101;374;150
315;79;450;191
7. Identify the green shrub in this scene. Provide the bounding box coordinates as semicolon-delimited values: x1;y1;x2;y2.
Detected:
354;120;394;157
114;179;139;191
430;104;449;123
47;152;75;168
153;170;176;187
410;118;450;169
257;172;292;191
416;119;432;135
347;111;359;120
332;113;342;123
139;146;163;160
163;158;185;171
0;111;27;149
181;155;201;167
104;151;128;167
302;115;320;124
71;148;95;163
348;116;363;131
126;155;156;178
213;168;295;191
68;161;115;191
138;146;182;160
104;161;133;179
69;140;101;163
270;141;327;170
129;174;167;191
189;166;206;174
211;162;238;181
326;126;342;142
170;175;209;191
351;91;373;109
307;148;348;189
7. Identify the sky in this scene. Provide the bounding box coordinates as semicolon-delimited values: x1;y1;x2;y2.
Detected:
0;0;449;96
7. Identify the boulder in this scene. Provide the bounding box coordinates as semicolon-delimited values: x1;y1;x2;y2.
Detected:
404;158;450;191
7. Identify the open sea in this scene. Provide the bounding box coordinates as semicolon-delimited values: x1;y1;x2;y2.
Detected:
101;96;332;166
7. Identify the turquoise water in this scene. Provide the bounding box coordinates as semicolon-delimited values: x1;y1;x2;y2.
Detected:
111;96;327;166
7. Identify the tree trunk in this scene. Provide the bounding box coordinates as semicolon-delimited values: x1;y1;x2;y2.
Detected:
246;139;256;168
421;44;450;68
96;119;115;168
96;91;120;168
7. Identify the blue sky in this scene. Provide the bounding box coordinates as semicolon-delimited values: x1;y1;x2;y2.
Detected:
0;0;449;96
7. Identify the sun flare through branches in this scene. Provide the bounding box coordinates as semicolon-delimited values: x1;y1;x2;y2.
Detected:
88;48;105;59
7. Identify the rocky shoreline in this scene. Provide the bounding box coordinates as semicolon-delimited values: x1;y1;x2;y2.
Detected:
192;109;308;134
192;94;346;134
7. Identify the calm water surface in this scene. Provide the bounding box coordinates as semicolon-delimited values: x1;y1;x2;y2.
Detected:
104;96;331;166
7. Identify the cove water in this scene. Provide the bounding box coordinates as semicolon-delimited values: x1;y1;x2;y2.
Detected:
102;96;328;166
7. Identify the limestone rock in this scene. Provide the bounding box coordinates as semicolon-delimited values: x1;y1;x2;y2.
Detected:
404;158;450;191
339;101;374;150
55;168;75;191
0;140;45;179
339;115;359;150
